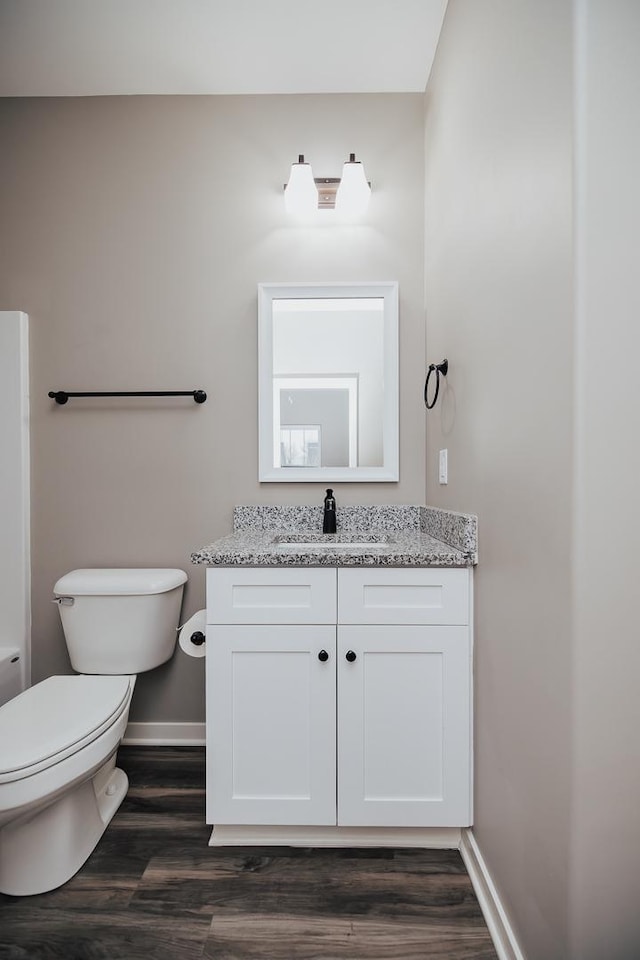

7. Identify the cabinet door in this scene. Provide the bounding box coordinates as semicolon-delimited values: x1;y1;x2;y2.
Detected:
337;625;471;827
207;624;336;826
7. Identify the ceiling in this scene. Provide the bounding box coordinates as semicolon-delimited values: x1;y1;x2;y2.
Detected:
0;0;448;97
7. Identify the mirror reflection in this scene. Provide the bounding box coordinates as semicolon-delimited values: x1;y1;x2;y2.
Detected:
258;283;398;482
273;298;383;469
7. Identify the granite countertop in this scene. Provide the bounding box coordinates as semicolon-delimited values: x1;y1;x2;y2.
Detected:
191;505;477;568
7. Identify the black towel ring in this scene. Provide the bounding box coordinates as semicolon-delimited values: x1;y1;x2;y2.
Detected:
424;359;449;409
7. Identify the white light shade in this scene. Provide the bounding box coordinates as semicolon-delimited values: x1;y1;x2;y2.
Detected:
335;155;371;217
284;156;317;215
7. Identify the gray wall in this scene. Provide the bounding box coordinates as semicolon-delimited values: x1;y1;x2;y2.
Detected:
424;1;574;956
425;0;640;957
0;93;426;721
570;2;640;956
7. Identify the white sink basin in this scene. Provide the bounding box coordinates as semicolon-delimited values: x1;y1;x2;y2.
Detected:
273;534;391;551
275;541;388;551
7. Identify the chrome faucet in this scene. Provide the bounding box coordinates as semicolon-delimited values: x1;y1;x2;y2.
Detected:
323;488;337;533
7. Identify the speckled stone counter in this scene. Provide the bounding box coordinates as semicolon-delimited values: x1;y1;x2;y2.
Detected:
191;505;477;567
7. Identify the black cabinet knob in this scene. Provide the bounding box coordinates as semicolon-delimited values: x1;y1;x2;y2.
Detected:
345;650;357;662
190;631;206;646
318;649;329;662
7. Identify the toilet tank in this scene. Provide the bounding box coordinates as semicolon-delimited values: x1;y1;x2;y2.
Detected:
53;569;188;674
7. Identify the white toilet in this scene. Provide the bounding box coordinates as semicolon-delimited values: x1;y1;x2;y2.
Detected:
0;567;187;896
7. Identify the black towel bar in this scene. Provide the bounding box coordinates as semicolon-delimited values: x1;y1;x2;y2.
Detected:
48;390;207;405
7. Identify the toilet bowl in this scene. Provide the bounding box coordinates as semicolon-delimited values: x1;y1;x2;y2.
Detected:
0;568;187;896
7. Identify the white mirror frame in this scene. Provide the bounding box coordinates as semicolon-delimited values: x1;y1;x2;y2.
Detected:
258;281;399;482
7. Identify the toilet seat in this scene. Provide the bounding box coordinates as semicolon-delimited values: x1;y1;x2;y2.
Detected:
0;675;132;784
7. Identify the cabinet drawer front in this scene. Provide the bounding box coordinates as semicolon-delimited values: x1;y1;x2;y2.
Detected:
207;568;337;624
338;568;469;625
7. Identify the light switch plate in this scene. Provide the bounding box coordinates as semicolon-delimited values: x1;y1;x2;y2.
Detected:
439;449;448;484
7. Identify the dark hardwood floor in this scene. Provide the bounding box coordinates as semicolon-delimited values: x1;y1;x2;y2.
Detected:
0;747;497;959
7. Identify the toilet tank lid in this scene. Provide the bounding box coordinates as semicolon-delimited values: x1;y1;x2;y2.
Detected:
54;568;188;596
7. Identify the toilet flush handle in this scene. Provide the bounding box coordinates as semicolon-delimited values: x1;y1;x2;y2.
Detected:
51;596;75;606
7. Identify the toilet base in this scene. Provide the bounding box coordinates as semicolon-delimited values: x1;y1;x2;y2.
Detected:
0;760;129;896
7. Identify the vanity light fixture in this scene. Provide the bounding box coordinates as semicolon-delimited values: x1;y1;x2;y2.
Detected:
284;153;371;215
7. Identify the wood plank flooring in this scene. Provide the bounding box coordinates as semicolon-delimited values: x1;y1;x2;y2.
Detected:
0;747;497;959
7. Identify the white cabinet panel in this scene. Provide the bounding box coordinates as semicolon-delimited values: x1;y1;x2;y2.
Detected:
337;625;471;827
207;568;336;625
206;624;336;825
338;568;469;625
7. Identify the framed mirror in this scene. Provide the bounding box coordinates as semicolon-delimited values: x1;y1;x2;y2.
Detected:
258;282;398;482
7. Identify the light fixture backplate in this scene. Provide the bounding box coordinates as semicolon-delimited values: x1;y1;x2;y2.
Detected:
314;178;341;209
282;176;372;210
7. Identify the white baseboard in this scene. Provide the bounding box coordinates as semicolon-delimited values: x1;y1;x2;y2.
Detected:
122;721;205;746
460;829;525;960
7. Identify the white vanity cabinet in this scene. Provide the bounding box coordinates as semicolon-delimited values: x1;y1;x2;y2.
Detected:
206;565;472;841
